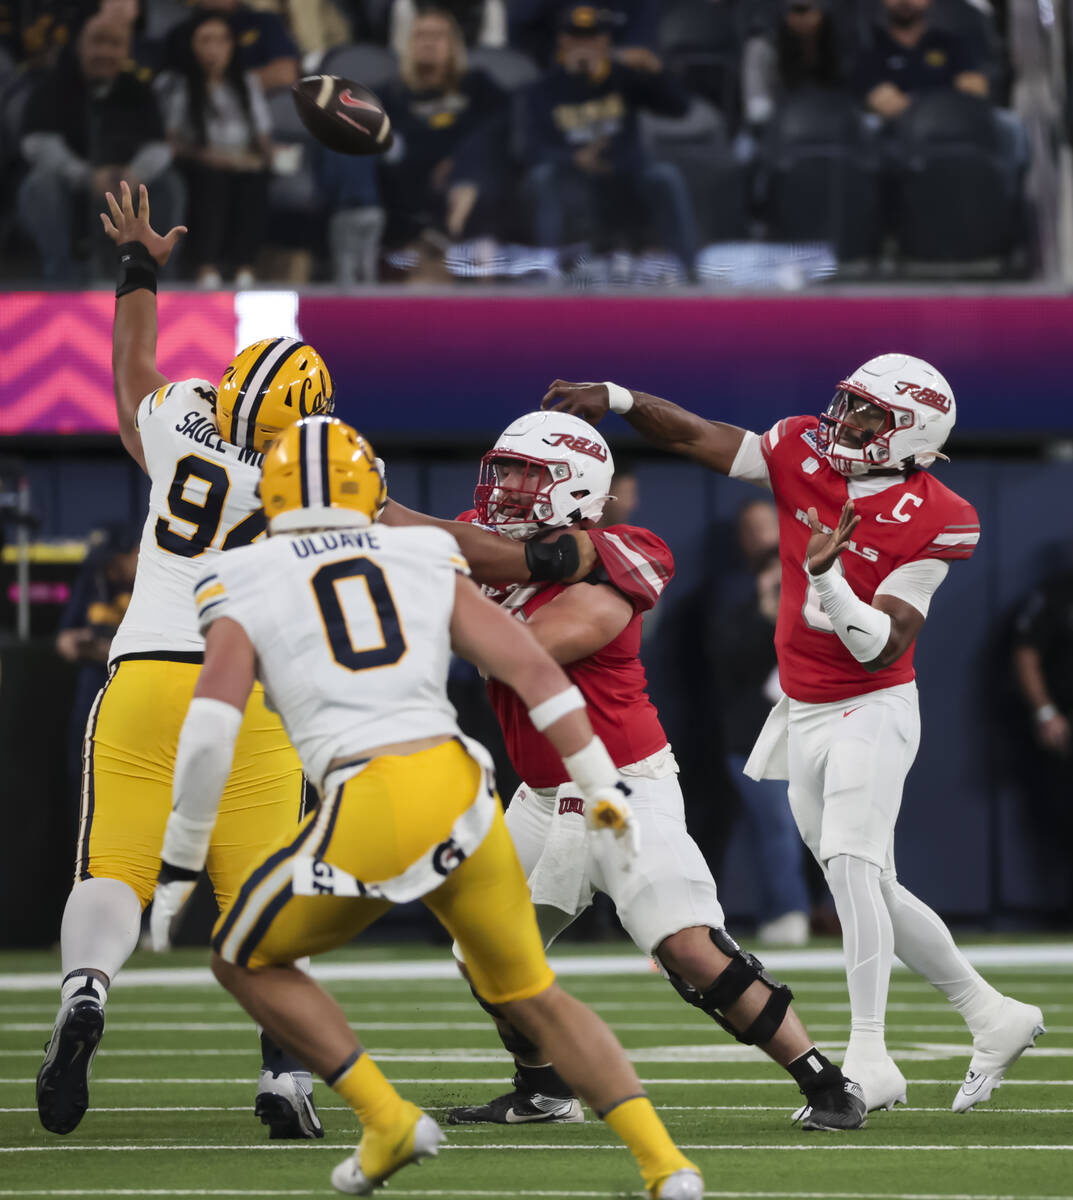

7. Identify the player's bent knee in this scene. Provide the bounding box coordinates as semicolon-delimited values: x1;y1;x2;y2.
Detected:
663;927;794;1046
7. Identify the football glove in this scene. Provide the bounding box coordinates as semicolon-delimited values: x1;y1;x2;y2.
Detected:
584;781;641;862
149;864;199;952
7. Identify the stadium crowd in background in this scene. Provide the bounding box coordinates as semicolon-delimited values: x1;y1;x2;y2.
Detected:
0;0;1031;284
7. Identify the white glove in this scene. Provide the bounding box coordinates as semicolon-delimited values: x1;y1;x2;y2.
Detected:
584;780;641;863
149;874;197;952
374;456;387;518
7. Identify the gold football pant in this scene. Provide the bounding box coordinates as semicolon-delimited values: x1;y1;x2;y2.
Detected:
77;657;305;910
213;739;555;1006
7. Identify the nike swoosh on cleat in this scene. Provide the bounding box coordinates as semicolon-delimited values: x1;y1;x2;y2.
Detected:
960;1072;987;1097
504;1107;563;1124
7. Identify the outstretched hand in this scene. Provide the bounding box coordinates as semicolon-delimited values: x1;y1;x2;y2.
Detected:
806;501;860;575
541;380;610;426
100;180;187;267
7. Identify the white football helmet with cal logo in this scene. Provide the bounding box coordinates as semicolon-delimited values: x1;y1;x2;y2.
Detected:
474;411;615;540
817;353;956;477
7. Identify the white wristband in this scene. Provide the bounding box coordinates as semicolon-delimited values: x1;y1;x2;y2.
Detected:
164;697;243;871
604;382;634;414
561;735;619;798
529;685;585;731
1035;703;1059;723
809;566;892;664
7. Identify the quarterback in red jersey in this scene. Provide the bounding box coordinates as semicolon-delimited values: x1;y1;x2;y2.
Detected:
545;356;1045;1115
384;411;866;1137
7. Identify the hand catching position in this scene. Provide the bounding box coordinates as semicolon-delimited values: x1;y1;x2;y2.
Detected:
100;180;187;268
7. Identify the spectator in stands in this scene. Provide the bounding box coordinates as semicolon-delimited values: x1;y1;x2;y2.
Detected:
714;498;811;945
599;460;639;528
164;10;273;286
855;0;988;122
377;8;508;264
165;0;298;92
55;523;138;807
316;149;384;284
252;0;353;56
742;0;845;128
523;5;696;276
17;12;179;281
510;0;659;66
388;0;506;52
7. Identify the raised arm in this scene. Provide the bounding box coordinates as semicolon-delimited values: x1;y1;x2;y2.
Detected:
381;498;597;585
99;181;187;472
542;379;749;475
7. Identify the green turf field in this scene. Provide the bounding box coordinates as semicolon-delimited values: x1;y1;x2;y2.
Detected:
1;942;1069;1200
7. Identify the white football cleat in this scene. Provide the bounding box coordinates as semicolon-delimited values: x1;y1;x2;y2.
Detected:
840;1054;907;1112
952;996;1045;1113
254;1069;324;1139
654;1168;704;1199
331;1111;444;1195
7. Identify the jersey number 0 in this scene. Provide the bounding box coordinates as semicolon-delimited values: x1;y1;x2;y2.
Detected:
311;557;407;672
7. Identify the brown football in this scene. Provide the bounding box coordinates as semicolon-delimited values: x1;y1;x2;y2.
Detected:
291;75;393;156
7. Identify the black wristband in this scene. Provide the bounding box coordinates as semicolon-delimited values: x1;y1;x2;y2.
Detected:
158;860;199;884
116;240;158;298
525;534;580;582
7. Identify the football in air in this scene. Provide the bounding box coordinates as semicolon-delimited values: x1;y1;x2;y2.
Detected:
291;76;393;156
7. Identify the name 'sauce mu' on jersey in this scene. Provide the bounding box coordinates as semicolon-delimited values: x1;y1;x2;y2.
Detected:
194;524;469;791
109;380;267;664
458;515;675;789
763;415;980;704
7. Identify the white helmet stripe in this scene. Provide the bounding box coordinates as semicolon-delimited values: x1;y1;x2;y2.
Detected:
303;418;327;507
232;337;301;448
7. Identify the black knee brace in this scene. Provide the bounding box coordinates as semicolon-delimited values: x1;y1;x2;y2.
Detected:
667;928;794;1046
468;984;541;1059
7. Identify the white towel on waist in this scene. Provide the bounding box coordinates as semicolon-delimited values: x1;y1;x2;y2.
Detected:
527;783;590;913
743;694;790;781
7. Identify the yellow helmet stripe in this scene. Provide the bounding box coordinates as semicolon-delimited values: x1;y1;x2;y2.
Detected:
231;337;302;447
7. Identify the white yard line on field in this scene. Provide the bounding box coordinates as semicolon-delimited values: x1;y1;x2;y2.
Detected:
2;1144;1073;1154
2;944;1072;991
3;1076;1071;1087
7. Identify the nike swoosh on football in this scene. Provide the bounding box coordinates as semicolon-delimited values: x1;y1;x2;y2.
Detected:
843;706;863;718
339;89;381;112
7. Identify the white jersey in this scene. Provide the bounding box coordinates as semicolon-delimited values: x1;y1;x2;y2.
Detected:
193;524;469;791
109;379;267;664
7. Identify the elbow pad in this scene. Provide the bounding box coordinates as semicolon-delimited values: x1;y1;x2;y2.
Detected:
524;534;580;582
809;566;892;664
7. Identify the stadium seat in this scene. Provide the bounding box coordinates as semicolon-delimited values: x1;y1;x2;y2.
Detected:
893;90;1022;264
468;46;540;91
641;98;748;242
320;42;398;88
761;89;882;261
658;0;742;125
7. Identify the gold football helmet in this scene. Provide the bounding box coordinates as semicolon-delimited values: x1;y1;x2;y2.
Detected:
262;416;386;534
217;337;333;452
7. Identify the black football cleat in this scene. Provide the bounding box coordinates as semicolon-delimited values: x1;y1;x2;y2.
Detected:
36;997;105;1134
448;1073;583;1125
793;1078;867;1132
255;1070;325;1139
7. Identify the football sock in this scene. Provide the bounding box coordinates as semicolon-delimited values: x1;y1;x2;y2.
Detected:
260;1032;310;1081
60;878;142;988
880;876;1003;1034
601;1095;696;1191
59;970;108;1007
826;854;893;1055
787;1047;842;1098
516;1061;574;1099
329;1051;404;1133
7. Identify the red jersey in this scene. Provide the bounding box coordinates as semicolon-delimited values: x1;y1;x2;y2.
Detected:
761;415;979;703
458;516;674;787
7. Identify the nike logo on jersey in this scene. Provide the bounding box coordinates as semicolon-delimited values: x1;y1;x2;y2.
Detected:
843;706;863;718
874;514;902;523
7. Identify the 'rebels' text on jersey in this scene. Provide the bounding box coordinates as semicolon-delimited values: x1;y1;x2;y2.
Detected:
109;380;268;664
761;415;980;703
